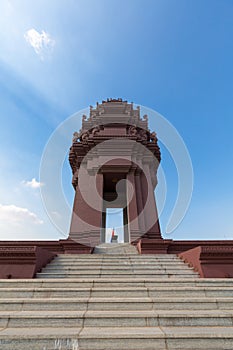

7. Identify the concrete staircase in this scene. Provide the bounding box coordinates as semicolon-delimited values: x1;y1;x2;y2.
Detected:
0;253;233;349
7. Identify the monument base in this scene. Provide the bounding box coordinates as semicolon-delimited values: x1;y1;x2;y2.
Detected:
0;238;233;278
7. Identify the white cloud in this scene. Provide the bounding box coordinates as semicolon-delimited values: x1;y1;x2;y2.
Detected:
0;204;43;226
21;178;44;189
51;211;61;218
24;28;55;60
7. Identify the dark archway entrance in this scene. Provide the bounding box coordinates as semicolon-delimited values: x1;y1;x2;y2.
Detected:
101;172;129;243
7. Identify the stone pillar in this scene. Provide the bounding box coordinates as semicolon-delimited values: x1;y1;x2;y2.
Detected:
123;207;129;242
135;171;145;233
126;171;140;242
101;211;106;243
69;172;104;247
141;163;161;239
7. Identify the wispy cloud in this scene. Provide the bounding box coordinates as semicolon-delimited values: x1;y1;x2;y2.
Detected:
21;178;44;189
0;204;43;225
24;28;55;60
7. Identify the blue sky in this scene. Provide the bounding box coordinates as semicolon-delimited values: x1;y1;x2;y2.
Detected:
0;0;232;241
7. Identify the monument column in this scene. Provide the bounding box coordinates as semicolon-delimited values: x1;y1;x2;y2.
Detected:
135;170;146;233
141;162;161;239
69;172;104;247
126;170;140;242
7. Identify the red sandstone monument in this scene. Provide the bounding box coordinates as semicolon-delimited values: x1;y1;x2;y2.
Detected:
0;98;233;278
69;98;162;247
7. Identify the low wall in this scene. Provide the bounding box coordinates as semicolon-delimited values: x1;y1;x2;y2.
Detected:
179;245;233;278
0;246;56;279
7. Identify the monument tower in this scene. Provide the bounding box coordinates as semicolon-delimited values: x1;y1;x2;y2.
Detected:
69;99;162;247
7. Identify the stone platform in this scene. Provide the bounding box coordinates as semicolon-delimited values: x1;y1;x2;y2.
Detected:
93;243;138;255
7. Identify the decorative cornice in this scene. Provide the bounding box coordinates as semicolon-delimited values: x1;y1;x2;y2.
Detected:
200;245;233;259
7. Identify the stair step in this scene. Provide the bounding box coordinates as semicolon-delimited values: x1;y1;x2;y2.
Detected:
37;273;198;279
0;326;233;349
0;286;233;298
53;256;181;261
38;269;196;275
36;274;199;279
0;310;232;328
55;253;179;257
53;258;182;262
48;264;188;269
44;266;192;271
2;278;233;288
1;297;233;311
47;262;189;266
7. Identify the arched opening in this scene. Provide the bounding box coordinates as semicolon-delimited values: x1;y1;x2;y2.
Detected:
105;208;124;243
100;173;129;243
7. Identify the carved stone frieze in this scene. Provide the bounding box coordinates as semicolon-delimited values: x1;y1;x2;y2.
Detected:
80;130;90;143
69;100;162;185
72;131;80;144
128;125;137;136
